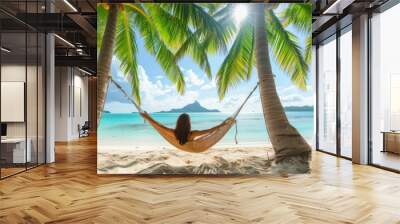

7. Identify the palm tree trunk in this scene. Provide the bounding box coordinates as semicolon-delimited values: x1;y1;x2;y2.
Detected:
97;4;118;124
253;4;311;169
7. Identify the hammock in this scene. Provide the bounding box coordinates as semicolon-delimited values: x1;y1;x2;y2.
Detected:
110;77;259;153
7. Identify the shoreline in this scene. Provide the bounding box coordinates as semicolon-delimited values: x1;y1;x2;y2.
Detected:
97;139;314;153
97;141;273;153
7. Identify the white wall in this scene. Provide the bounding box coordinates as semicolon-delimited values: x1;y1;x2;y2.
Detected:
1;65;26;138
72;73;89;138
1;82;25;122
55;67;69;141
1;63;46;164
54;67;89;141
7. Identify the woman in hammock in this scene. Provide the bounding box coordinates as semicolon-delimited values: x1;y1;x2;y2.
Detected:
140;112;235;149
109;78;257;152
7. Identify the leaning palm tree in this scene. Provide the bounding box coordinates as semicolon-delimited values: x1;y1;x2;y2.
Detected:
210;4;313;171
98;3;311;172
97;3;228;123
97;4;183;123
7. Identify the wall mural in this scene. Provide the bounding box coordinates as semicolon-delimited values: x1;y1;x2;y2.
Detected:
97;3;313;175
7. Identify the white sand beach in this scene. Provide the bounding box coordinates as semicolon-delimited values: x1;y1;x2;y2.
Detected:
97;145;274;175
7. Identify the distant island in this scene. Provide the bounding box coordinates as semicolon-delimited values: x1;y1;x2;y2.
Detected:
284;106;313;111
103;110;111;113
157;102;312;113
159;101;220;113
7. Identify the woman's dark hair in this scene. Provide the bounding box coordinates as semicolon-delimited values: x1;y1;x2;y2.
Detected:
175;113;191;145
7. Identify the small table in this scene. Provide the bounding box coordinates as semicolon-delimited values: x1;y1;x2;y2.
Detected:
381;131;400;154
1;138;31;164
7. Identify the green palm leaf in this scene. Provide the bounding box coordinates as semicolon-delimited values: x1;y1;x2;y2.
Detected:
197;3;223;15
281;4;312;33
97;4;107;53
216;22;255;99
175;29;212;78
133;6;185;94
282;4;312;65
161;4;229;52
148;5;213;78
114;6;140;104
124;3;147;18
266;10;308;90
146;5;191;49
305;35;312;64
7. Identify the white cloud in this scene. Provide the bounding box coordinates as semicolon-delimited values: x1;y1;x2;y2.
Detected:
199;97;221;111
277;85;313;106
104;101;136;113
278;86;298;95
200;81;216;90
116;71;126;82
142;90;199;112
200;92;262;114
185;69;204;87
135;65;201;112
138;65;173;97
111;57;128;83
280;94;313;106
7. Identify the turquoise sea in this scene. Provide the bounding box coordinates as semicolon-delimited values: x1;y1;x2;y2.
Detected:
98;111;314;149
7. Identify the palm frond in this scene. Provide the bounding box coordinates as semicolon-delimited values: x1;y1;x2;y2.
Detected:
146;5;192;49
114;6;140;104
216;22;255;99
209;4;237;53
97;4;108;54
266;10;308;90
133;6;185;94
305;35;312;64
197;3;225;15
161;4;229;53
175;29;212;78
281;4;312;33
124;3;147;18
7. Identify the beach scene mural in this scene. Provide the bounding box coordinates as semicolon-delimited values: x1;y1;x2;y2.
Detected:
97;3;313;175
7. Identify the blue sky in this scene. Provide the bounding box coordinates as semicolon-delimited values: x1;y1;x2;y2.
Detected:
105;4;314;113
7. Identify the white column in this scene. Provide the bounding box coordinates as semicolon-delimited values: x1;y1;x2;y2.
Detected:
352;14;369;164
312;45;317;149
46;32;55;163
54;67;73;141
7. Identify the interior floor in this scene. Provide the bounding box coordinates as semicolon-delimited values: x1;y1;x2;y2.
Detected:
0;162;44;179
0;167;25;178
0;136;400;223
372;150;400;171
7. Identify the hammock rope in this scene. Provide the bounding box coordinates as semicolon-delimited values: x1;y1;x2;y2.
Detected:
109;76;144;113
108;77;259;151
234;121;238;144
231;83;259;119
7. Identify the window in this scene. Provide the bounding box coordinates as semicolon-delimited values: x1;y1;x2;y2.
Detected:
317;36;337;154
370;3;400;171
0;1;46;179
340;28;352;158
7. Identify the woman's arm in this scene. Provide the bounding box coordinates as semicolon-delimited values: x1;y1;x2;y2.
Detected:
191;117;235;137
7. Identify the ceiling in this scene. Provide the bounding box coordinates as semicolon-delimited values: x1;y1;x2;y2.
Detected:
312;0;391;44
4;0;395;73
0;0;96;75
